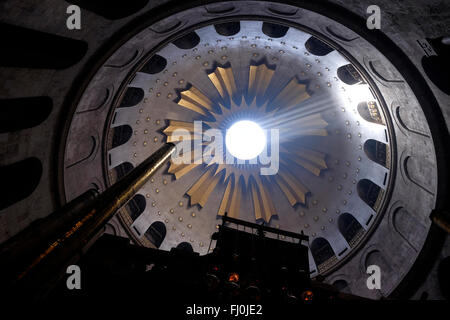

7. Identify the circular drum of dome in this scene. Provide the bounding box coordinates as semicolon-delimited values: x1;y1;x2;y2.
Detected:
62;1;439;299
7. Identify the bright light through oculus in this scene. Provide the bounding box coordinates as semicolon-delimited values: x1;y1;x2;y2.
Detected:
225;120;266;160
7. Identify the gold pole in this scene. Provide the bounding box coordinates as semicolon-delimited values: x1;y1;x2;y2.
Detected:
11;143;176;297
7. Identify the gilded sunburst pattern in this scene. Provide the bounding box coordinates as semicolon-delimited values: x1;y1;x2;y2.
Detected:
163;62;329;222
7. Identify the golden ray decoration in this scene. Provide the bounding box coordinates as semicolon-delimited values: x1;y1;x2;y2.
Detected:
208;66;238;102
177;85;214;116
273;165;310;206
270;77;310;110
280;146;327;177
163;62;328;222
250;175;277;222
167;150;202;179
248;63;275;104
163;120;202;142
187;166;223;207
218;175;243;219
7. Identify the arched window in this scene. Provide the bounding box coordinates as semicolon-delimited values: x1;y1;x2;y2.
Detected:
145;221;167;248
357;179;383;210
0;22;87;69
0;158;42;210
114;162;134;180
141;54;167;74
357;101;384;125
310;237;336;273
304;36;333;56
0;97;52;133
337;64;363;85
338;213;364;247
214;22;240;36
111;125;133;148
118;87;144;108
364;139;388;168
172;32;200;49
262;22;289;38
126;194;146;221
176;242;194;252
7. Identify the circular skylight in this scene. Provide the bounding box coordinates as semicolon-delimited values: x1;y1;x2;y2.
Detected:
225;120;266;160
